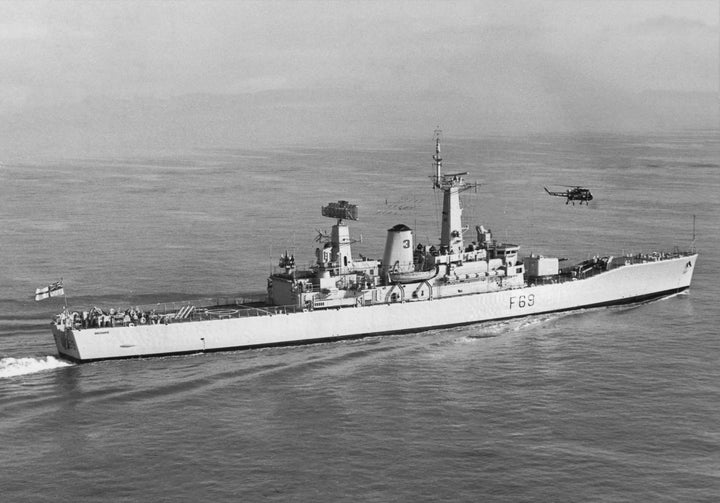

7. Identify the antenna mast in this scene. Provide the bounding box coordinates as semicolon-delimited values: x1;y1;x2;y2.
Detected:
433;127;443;189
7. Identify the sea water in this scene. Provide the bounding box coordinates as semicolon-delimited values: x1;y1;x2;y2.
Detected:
1;131;719;502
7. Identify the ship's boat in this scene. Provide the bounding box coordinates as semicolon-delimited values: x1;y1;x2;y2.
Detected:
50;130;698;362
388;270;438;284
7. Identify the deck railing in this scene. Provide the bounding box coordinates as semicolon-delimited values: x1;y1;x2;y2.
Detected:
64;295;309;330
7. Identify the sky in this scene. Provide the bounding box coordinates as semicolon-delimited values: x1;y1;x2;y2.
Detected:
0;0;717;154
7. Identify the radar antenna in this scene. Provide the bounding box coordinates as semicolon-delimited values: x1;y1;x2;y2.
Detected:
430;128;477;193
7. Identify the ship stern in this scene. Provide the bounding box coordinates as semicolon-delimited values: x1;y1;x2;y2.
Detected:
51;324;82;362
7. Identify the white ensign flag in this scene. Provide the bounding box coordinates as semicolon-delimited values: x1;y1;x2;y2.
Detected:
35;280;64;301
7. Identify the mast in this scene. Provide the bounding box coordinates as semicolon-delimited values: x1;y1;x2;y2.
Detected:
431;128;470;255
320;201;358;272
433;127;443;190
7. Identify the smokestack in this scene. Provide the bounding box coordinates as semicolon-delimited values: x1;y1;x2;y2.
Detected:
382;224;414;275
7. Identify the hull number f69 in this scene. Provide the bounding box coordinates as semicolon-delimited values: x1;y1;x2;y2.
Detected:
509;293;535;309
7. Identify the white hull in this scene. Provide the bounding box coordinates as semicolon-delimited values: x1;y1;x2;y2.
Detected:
53;254;696;362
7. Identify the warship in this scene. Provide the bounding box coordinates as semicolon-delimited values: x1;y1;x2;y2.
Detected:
51;132;698;362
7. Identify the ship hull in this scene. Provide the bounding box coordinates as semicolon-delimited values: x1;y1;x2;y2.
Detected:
53;254;696;362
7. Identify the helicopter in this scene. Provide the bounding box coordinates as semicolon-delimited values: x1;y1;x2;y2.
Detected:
544;185;594;205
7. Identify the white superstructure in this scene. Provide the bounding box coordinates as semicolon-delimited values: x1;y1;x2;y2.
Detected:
51;130;698;362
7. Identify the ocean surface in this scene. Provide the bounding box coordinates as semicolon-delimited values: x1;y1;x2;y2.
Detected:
1;131;719;502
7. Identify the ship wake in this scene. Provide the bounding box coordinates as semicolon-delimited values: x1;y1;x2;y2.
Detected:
458;313;564;341
0;356;72;378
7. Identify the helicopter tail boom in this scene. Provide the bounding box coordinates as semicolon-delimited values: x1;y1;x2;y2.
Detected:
544;187;564;197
